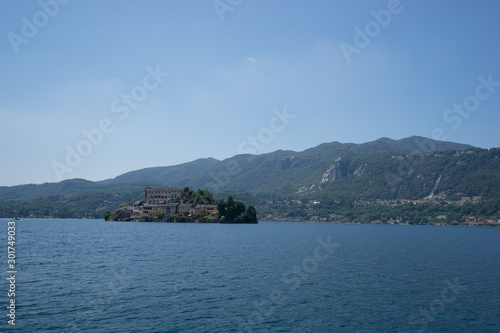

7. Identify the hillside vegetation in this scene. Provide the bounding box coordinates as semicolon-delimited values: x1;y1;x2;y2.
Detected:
1;136;499;221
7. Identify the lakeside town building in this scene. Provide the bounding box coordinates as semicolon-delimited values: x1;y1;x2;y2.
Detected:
117;187;217;221
145;187;183;204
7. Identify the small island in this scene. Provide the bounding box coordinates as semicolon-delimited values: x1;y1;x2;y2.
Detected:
103;187;258;223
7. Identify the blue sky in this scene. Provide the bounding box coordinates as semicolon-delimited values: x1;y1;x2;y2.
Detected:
1;0;499;186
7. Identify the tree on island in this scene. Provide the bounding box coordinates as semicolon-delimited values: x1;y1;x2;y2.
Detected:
217;196;258;223
103;210;121;221
182;187;215;205
241;205;258;223
103;210;112;221
216;200;226;219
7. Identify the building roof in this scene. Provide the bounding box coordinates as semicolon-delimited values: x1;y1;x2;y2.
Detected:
145;187;181;192
195;204;217;208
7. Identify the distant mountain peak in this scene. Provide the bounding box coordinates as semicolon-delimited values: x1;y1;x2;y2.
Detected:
0;136;491;202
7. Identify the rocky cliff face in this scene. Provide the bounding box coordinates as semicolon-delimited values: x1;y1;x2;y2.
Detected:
321;157;346;183
354;163;367;176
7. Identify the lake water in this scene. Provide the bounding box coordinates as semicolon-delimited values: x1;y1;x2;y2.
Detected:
1;219;499;332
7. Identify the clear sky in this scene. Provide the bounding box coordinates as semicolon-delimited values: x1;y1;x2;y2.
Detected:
1;0;499;186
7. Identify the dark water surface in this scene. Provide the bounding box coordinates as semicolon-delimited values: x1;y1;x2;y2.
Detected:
1;219;499;332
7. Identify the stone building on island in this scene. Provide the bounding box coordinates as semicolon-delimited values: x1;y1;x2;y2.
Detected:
145;187;183;204
113;187;218;221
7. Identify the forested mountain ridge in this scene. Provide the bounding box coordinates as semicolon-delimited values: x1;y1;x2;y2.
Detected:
0;158;218;200
100;157;220;185
200;141;499;201
1;137;498;208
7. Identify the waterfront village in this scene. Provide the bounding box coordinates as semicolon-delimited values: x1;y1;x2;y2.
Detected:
104;187;258;223
260;193;500;227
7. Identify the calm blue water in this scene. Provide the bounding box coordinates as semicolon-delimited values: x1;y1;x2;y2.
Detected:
1;219;499;332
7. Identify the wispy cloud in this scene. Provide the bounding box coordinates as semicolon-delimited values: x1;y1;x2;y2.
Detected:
244;56;256;63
